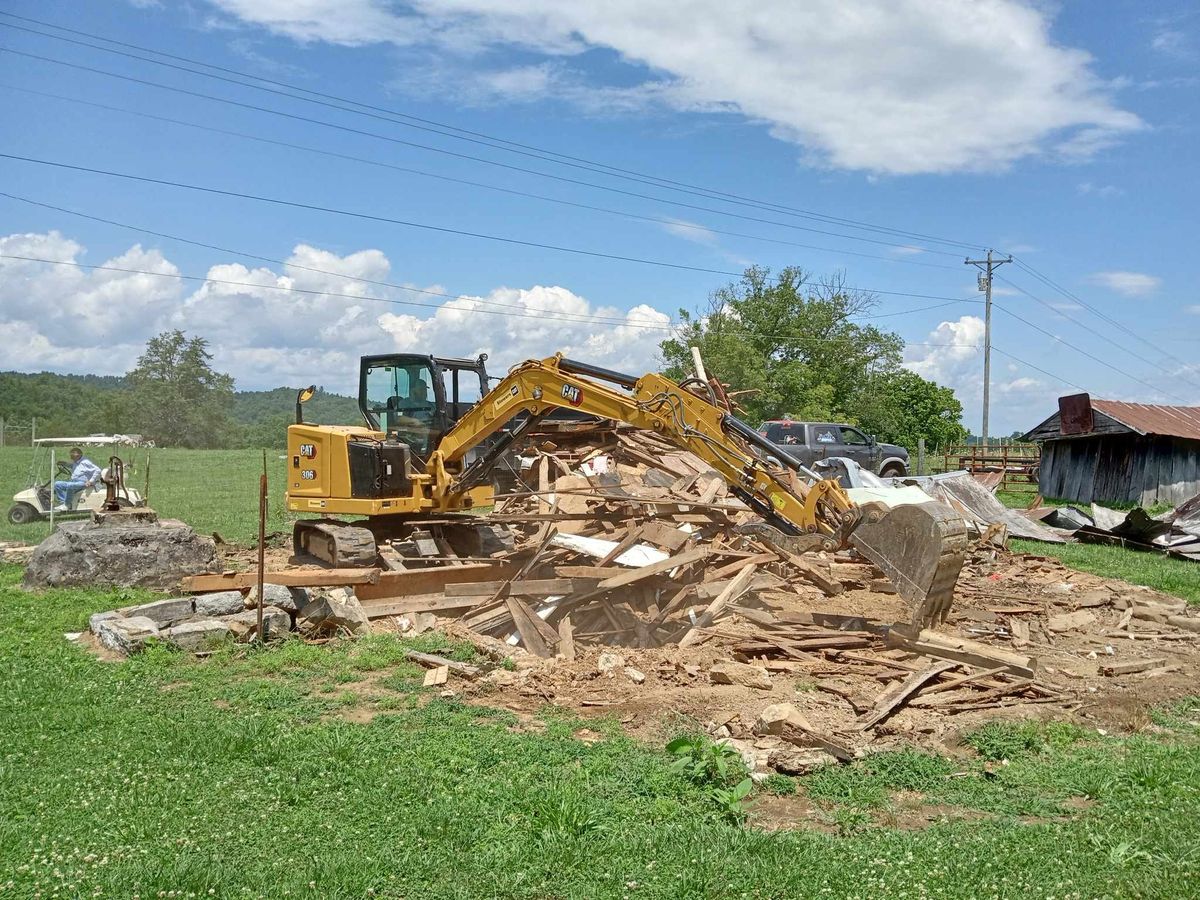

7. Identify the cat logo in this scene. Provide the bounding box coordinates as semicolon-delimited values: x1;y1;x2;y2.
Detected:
560;384;583;407
299;443;317;458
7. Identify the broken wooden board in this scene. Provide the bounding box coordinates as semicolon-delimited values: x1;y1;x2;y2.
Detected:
886;627;1038;679
443;578;577;599
403;650;481;678
678;564;758;648
182;568;381;591
1099;657;1167;677
857;661;957;730
356;563;513;603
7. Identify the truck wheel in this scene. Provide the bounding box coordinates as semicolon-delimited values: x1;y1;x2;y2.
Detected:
7;503;39;525
879;463;907;478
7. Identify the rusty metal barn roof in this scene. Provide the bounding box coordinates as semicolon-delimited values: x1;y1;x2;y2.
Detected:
1091;399;1200;441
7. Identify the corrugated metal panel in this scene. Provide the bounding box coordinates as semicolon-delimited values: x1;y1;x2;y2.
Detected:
1091;400;1200;441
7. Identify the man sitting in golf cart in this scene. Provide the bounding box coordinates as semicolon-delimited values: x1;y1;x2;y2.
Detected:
54;447;102;511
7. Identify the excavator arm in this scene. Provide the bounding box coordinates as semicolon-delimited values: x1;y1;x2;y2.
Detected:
431;356;857;544
429;355;966;625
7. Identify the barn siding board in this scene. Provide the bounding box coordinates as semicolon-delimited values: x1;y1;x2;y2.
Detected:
1034;433;1200;506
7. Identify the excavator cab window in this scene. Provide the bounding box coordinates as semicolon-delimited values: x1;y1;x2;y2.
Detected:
362;359;442;459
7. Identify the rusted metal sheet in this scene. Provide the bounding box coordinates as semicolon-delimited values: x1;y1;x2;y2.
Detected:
1091;400;1200;441
1058;393;1094;435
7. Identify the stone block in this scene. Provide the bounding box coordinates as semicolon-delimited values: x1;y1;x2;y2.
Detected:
194;590;246;617
122;597;195;626
709;661;773;690
298;588;370;635
88;610;120;634
166;618;231;652
23;521;218;590
248;583;307;613
226;606;292;642
94;615;160;655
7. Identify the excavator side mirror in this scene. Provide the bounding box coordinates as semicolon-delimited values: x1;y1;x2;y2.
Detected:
295;385;316;424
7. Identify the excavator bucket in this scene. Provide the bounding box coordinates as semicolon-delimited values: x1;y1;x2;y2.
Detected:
849;500;968;629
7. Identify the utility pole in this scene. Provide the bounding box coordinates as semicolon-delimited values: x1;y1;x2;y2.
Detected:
965;249;1012;446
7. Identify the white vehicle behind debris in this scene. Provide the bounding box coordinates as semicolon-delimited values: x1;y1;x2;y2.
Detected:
7;436;146;525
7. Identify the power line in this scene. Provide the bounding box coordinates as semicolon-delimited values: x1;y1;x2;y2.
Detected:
0;82;960;272
0;158;983;306
0;253;982;344
990;346;1090;395
0;44;971;260
991;302;1192;404
0;152;747;278
995;270;1200;393
0;11;987;253
1009;257;1198;376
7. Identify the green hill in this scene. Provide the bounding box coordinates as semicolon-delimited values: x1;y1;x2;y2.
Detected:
0;371;360;447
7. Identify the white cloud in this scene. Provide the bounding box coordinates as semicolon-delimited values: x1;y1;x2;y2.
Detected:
656;218;719;247
0;231;674;393
1086;270;1162;297
1077;181;1123;198
1187;305;1200;315
1151;29;1191;58
206;0;1143;175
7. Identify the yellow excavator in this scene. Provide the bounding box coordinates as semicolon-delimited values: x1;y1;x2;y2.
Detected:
286;352;967;626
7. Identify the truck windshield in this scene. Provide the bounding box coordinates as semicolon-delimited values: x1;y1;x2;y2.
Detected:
363;361;438;458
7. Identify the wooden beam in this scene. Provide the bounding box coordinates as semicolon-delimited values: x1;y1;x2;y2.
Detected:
885;628;1038;679
182;568;381;591
557;614;576;662
678;564;758;648
403;649;481;677
356;563;512;602
506;596;553;657
443;578;577;599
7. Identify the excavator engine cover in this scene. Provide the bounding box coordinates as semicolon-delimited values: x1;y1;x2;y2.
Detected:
347;440;411;499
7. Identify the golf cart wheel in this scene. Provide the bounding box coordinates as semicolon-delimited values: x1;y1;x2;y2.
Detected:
7;503;39;525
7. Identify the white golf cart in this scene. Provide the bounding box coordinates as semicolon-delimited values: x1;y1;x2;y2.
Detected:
7;436;146;525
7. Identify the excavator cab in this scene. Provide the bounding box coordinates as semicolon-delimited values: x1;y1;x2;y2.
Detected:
358;353;489;463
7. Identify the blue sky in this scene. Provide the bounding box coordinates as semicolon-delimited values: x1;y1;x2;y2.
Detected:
0;0;1196;436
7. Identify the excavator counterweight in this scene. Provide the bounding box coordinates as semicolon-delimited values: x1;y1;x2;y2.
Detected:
285;353;966;627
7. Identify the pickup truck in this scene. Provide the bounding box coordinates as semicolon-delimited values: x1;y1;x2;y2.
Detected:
755;420;909;477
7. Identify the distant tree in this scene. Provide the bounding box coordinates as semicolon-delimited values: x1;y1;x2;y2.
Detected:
126;331;235;448
659;266;965;451
854;369;967;451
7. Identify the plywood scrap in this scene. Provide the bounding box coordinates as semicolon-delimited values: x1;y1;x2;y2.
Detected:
422;665;449;687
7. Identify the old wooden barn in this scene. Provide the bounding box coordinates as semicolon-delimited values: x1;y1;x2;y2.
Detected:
1022;394;1200;506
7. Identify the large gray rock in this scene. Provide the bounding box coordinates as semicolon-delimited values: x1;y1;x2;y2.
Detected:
166;618;231;651
299;588;371;636
88;610;120;633
93;615;160;654
23;521;218;590
120;597;195;626
194;590;246;617
248;583;307;613
226;606;292;642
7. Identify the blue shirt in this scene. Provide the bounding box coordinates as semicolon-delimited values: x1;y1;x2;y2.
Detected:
70;457;102;485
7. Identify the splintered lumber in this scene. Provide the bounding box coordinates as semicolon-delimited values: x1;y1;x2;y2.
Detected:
886;627;1038;679
356;563;512;604
754;703;856;762
857;661;956;730
705;553;777;582
639;520;692;552
678;564;758;648
506;596;556;657
919;665;1009;696
564;546;710;605
444;578;577;599
182;568;381;591
1100;657;1167;677
403;649;481;678
772;547;844;596
557;614;576;662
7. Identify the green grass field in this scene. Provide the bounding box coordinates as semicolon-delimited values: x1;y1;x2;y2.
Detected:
2;565;1199;897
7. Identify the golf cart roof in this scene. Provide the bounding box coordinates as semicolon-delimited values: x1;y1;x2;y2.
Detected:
33;435;141;446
